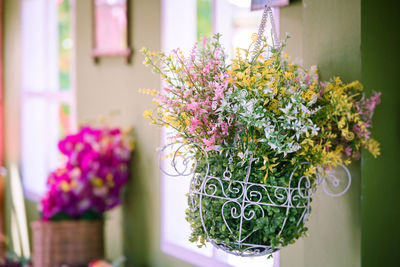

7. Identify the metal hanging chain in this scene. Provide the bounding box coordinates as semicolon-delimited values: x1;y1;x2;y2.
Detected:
253;1;280;54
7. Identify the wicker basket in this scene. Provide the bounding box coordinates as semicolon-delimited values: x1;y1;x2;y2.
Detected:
32;220;104;267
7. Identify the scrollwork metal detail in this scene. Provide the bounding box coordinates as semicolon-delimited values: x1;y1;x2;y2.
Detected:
160;142;351;257
321;164;352;197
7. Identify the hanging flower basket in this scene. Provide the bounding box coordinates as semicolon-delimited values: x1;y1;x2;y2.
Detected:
160;143;319;256
141;5;381;257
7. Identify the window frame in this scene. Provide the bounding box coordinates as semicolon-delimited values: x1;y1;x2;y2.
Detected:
20;0;77;202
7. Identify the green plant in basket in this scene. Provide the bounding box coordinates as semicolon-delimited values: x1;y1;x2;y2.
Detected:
140;32;380;254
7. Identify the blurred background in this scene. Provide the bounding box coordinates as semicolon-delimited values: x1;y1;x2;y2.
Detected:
0;0;399;266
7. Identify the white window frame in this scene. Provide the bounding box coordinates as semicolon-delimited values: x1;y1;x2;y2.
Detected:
20;0;76;201
160;1;280;266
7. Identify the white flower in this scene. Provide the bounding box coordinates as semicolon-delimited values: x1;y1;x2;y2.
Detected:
311;125;320;135
244;99;255;112
70;167;81;179
269;143;278;150
240;89;248;98
288;142;301;153
280;102;292;114
211;101;218;110
264;86;273;94
308;94;318;105
300;104;310;115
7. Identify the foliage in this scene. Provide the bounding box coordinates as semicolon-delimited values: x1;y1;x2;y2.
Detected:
140;34;381;251
40;126;134;220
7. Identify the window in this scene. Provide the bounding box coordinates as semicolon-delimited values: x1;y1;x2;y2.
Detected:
161;0;279;266
21;0;76;199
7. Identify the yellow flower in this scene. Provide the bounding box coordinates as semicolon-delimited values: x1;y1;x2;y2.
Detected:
259;156;279;182
143;109;153;119
301;89;316;102
235;72;245;80
267;99;279;113
92;177;103;187
272;84;278;96
60;181;70;192
230;62;239;72
283;52;289;59
304;166;316;177
140;47;148;54
301;138;314;147
341;128;355;141
364;138;380;158
251;33;258;42
338;117;346;129
345;81;363;91
344;131;355;141
164;115;174;123
334;77;342;85
284;71;294;80
142;57;152;65
325;131;337;139
243;77;253;87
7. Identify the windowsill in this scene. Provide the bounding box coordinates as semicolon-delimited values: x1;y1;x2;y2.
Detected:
161;241;232;267
23;187;41;203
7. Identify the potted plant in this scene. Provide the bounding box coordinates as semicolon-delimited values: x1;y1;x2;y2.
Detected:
140;29;381;255
32;126;133;267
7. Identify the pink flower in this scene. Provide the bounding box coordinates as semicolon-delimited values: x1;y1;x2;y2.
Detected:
353;124;371;139
213;83;225;101
203;136;215;147
355;91;381;120
188;118;201;133
344;146;352;156
220;122;229;136
188;102;200;111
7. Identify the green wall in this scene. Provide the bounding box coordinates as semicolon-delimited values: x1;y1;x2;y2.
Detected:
280;1;362;266
74;0;190;266
361;0;400;266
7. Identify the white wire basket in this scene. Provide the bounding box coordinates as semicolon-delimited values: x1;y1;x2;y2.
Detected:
159;142;351;257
